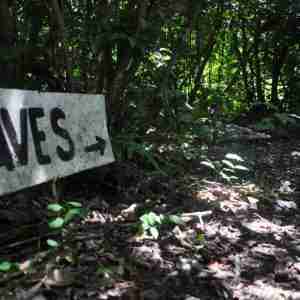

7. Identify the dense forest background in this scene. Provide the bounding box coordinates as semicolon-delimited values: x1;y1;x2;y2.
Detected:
0;0;299;159
1;2;300;299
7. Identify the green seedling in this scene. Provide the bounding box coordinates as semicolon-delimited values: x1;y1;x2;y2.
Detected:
47;201;84;247
139;211;183;239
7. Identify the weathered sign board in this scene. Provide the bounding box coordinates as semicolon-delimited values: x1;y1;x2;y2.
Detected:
0;89;114;196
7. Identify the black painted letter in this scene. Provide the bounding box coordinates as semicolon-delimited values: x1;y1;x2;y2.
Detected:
0;124;14;171
29;108;51;165
50;107;75;161
0;108;28;166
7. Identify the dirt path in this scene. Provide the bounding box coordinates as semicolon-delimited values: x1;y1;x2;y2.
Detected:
1;136;300;300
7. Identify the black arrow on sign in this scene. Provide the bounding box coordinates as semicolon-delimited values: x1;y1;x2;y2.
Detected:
84;136;106;156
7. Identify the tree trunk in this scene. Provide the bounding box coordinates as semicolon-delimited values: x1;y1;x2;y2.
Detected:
271;46;288;110
189;27;219;103
189;4;224;104
253;26;264;103
232;29;253;105
0;0;16;88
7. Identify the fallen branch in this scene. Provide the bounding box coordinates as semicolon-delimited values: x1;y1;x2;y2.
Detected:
180;210;212;228
181;211;212;218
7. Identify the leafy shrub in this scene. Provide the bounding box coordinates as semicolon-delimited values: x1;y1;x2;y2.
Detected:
200;153;249;183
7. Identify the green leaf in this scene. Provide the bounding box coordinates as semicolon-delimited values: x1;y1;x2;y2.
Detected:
67;201;82;208
141;221;150;230
64;208;82;223
222;159;235;169
140;214;150;226
222;168;236;173
196;233;205;242
234;165;249;171
200;160;216;170
48;217;64;229
47;203;63;212
47;239;60;248
220;171;231;182
72;67;81;78
167;215;183;225
0;261;12;272
146;212;157;226
154;213;164;224
148;212;163;225
149;227;159;239
225;153;244;162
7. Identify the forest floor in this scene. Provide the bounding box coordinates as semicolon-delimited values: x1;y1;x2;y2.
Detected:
0;129;300;300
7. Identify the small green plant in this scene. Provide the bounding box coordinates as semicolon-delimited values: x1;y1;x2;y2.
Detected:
200;153;249;183
0;261;19;273
139;211;183;239
47;201;84;248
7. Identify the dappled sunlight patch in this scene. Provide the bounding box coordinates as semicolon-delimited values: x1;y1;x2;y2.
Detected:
274;199;297;212
193;181;258;213
203;221;220;239
218;224;242;242
242;215;297;240
176;257;202;274
207;260;235;279
237;183;261;196
246;196;260;209
92;281;138;300
278;180;295;194
219;198;250;213
291;262;300;278
291;151;300;158
194;182;240;202
251;243;288;259
222;124;271;142
194;189;219;202
234;280;294;300
85;210;107;224
164;244;186;256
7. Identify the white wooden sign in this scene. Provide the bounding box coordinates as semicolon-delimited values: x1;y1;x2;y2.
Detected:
0;89;114;196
